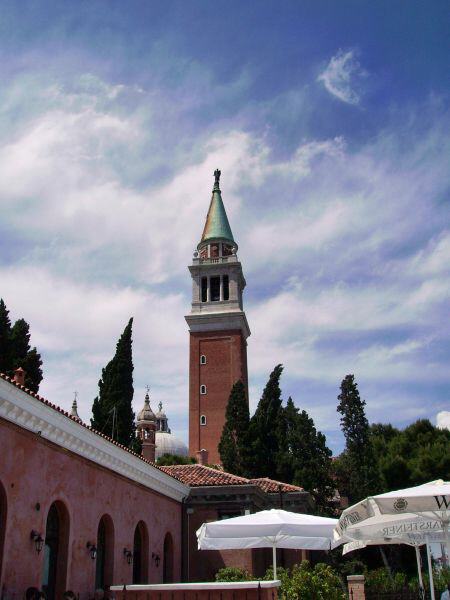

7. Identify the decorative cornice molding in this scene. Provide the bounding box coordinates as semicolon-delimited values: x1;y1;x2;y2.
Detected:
0;378;189;502
185;311;251;339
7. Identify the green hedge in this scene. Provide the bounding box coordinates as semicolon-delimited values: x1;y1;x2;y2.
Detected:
216;561;345;599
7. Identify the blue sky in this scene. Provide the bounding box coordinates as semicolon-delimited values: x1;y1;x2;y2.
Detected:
1;1;449;452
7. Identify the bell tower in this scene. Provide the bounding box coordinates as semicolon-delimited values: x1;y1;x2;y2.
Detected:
186;170;250;465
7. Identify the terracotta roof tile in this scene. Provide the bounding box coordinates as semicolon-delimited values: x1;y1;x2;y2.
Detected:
249;477;303;493
159;464;250;487
160;465;303;492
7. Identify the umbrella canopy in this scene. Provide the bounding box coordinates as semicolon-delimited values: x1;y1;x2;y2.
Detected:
197;509;340;578
335;480;450;540
334;480;450;600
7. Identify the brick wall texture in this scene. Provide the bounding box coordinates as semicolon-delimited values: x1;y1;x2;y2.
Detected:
189;329;248;464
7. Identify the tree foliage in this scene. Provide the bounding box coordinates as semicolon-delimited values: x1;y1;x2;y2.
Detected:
156;453;197;466
264;562;345;600
245;364;284;478
0;299;12;374
335;374;380;502
218;380;249;476
0;299;43;392
371;419;450;490
91;318;135;447
277;397;334;513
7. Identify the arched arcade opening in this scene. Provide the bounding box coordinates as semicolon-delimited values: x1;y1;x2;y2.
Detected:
132;520;149;584
95;514;115;590
41;501;70;600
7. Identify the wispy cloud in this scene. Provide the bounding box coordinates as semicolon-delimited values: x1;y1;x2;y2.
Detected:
317;49;366;105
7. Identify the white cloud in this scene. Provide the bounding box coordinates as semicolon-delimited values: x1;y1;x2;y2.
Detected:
317;49;366;104
437;411;450;431
1;71;449;451
0;263;188;432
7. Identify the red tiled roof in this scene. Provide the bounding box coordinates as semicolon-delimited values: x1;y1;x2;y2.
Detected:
159;464;250;487
0;372;185;482
249;477;303;493
160;464;303;492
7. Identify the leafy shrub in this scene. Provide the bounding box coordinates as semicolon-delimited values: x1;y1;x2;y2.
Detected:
365;566;450;595
365;567;407;592
215;567;253;582
265;561;345;600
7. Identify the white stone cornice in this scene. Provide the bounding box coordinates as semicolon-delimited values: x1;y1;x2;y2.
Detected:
0;378;189;502
185;311;251;339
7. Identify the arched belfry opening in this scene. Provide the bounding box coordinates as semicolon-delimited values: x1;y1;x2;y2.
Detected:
41;501;70;600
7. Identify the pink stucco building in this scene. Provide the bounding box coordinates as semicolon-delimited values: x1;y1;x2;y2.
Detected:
0;372;188;600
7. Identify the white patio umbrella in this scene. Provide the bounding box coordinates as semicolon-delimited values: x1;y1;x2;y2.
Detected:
334;480;450;600
197;508;340;578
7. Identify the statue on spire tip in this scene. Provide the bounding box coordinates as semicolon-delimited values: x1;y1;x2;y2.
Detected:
214;169;221;188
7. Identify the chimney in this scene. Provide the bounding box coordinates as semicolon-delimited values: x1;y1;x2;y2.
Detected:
196;449;209;466
13;367;25;386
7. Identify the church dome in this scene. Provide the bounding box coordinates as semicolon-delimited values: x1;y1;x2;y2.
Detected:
155;431;188;459
137;392;155;422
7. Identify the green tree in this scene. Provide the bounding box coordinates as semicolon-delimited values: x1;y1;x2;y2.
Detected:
336;374;380;502
245;364;284;479
91;318;135;447
371;419;450;491
10;319;43;392
218;380;250;476
0;299;12;373
0;300;43;392
156;453;197;466
277;397;334;513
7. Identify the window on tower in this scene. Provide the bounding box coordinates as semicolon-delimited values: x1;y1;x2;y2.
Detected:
200;415;207;425
201;277;208;302
200;385;207;394
210;243;219;258
200;355;206;364
210;276;220;301
222;244;233;256
223;275;229;301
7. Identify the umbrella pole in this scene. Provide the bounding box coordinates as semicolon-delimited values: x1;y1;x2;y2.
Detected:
425;537;435;600
444;520;450;568
272;545;277;579
414;545;424;594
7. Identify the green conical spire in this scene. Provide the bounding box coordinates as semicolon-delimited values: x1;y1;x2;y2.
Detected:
199;169;235;246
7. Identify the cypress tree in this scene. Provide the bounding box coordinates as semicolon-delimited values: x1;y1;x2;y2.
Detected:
91;318;135;447
277;397;334;513
0;299;12;373
218;380;250;476
0;300;43;392
10;319;43;392
245;364;284;479
336;374;380;502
